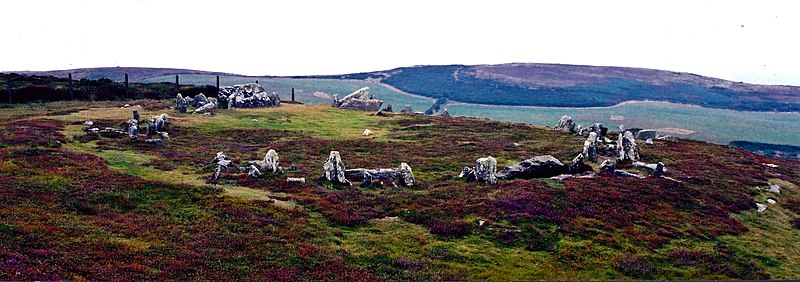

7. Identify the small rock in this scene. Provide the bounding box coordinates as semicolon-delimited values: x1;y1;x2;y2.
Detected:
84;120;94;126
762;163;779;168
122;104;130;108
757;203;767;212
512;142;521;147
144;139;164;146
252;119;258;122
767;198;777;204
247;165;262;178
286;177;306;184
159;132;170;140
768;184;781;195
645;138;654;145
363;129;374;136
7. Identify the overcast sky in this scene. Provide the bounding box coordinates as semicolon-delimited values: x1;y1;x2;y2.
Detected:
2;0;799;85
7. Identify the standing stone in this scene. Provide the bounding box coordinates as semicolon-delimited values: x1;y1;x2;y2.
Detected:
127;119;139;139
582;132;598;163
651;162;665;177
323;151;351;185
568;154;592;174
146;118;157;136
768;184;781;195
247;165;262;178
263;149;281;173
400;105;413;114
397;162;415;186
383;104;393;112
176;93;187;113
440;108;450;117
470;156;498;184
132;110;140;122
554;115;577;133
617;131;640;162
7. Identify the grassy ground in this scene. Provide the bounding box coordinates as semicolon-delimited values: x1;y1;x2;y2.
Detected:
2;100;800;280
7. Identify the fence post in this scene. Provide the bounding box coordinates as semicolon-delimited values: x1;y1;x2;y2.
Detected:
124;73;129;98
175;75;179;94
6;77;11;104
291;87;295;102
256;80;258;85
68;73;74;100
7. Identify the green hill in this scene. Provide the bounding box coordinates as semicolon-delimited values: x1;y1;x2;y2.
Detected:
1;100;799;280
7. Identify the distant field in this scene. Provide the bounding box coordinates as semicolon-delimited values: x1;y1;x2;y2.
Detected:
140;75;435;113
447;101;800;147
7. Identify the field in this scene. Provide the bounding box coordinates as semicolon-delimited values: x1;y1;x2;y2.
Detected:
1;100;800;280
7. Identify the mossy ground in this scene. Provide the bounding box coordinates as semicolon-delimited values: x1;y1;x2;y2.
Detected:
1;100;799;280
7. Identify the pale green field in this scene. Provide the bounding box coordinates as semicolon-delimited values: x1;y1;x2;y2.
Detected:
141;75;435;114
142;75;800;146
447;101;800;146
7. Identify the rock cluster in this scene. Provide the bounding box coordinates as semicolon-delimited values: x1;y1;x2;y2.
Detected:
332;87;382;111
218;83;280;109
459;156;498;184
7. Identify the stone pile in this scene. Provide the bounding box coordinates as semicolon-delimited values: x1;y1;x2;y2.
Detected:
332;87;382;111
346;162;416;187
217;83;281;109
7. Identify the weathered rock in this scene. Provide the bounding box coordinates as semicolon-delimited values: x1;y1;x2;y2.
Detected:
757;203;767;212
218;83;281;109
214;151;231;168
767;198;777;204
322;151;351;185
635;129;657;140
363;129;374;136
599;160;616;172
599;159;644;178
554;115;577;133
194;93;208;106
263;149;281;173
768;184;781;195
617;131;640;162
211;166;222;184
459;167;476;181
132;110;140;122
333;87;383;111
645;138;654;145
440;108;450;117
87;128;100;135
497;155;566;180
247;165;262;178
582;132;598;163
383;104;393;112
151;114;169;132
127;119;139;139
651;162;665;177
159;132;170;140
176;94;187;113
459;157;498;184
568;154;593;174
144;139;164;146
192;99;217;114
400;105;413;114
613;169;646;179
84;120;94;126
345;162;416;187
286;177;306;184
584;123;608;137
100;127;126;138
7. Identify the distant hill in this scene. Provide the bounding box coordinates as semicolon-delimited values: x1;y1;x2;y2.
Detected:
11;63;800;112
13;67;239;82
308;63;800;112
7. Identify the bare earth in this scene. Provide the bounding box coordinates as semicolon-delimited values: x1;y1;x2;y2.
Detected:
655;127;696;135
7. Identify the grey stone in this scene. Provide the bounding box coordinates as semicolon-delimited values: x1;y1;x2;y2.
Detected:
192;98;217;114
323;151;351;186
459;156;498;184
159;132;170;140
497;155;566;180
635;129;657;140
363;129;374;136
645;138;654;145
617;131;640;162
84;120;94;126
127;119;139;139
144;139;164;146
332;87;383;111
767;198;777;204
286;177;306;184
263;149;281;173
554;115;577;133
757;203;767;212
582;132;598;163
176;93;187;113
247;165;262;178
218;83;281;109
400;104;413;114
768;184;780;195
568;154;593;174
651;162;665;177
344;162;416;187
132;110;140;122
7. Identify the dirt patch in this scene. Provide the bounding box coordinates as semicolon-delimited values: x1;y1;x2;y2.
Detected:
656;127;696;135
313;91;332;100
610;115;625;121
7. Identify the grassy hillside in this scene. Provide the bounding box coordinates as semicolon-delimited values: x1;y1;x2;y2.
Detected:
1;101;799;280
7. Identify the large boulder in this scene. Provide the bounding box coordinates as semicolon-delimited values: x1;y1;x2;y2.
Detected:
554;115;577;133
219;83;280;109
176;93;187;113
322;151;351;186
635;129;657;140
333;87;383;111
192;98;218;114
344;162;416;187
497;155;567;180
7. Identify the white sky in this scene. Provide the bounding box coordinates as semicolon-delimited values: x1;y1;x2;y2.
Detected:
2;0;799;85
